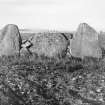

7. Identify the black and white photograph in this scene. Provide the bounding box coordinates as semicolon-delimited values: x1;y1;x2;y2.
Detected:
0;0;105;105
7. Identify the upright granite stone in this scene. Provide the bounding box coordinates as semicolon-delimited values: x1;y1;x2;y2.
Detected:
70;23;102;58
0;24;22;56
30;33;69;58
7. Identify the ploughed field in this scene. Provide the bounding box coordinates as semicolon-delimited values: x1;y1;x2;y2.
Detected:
0;54;105;105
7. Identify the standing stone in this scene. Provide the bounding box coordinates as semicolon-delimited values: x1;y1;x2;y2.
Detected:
0;24;22;56
70;23;102;58
30;32;69;59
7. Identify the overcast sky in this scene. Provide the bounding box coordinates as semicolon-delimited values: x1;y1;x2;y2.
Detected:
0;0;105;31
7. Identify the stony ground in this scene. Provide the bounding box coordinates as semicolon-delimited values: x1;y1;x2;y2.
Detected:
0;55;105;105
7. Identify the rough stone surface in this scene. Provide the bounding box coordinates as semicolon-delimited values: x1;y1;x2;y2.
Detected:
30;33;69;58
98;32;105;49
0;24;22;56
70;23;102;58
98;32;105;57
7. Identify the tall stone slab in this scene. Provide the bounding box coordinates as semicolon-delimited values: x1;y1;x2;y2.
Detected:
30;33;69;58
70;23;102;58
0;24;22;56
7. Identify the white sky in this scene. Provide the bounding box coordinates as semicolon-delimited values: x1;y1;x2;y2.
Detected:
0;0;105;31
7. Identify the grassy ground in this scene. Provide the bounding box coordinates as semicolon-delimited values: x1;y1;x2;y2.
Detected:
0;54;105;105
